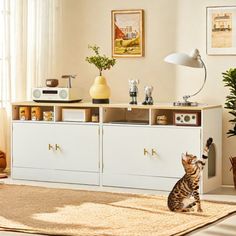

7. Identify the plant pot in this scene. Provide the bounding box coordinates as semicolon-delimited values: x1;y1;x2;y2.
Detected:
0;151;6;172
89;76;110;104
230;156;236;189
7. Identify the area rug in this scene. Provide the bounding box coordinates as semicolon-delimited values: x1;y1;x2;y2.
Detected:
0;185;236;236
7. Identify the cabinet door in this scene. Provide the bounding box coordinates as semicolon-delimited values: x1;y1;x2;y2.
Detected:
53;124;99;172
13;123;55;169
13;123;99;176
103;126;201;178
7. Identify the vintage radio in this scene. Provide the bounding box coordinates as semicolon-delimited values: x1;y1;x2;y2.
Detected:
32;87;82;103
173;111;201;126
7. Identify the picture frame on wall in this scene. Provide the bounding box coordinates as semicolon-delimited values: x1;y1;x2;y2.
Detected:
207;6;236;55
111;9;144;58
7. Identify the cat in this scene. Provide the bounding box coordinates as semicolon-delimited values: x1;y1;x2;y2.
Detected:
167;138;213;212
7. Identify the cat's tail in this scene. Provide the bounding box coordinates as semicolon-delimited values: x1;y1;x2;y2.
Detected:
202;137;213;159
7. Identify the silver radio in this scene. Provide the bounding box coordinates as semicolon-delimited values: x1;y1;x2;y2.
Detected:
32;87;82;103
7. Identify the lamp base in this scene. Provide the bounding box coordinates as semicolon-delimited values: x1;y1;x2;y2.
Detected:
173;101;198;106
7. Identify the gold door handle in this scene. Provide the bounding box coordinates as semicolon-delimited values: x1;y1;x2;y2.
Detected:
152;149;157;156
55;144;60;151
144;148;149;156
48;144;54;151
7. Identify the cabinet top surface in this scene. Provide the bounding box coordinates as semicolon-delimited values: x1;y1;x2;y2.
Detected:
12;101;222;110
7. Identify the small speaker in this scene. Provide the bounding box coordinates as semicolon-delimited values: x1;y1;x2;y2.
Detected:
173;111;201;126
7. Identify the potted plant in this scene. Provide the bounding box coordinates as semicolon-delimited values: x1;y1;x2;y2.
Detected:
0;150;7;178
86;45;116;104
222;68;236;188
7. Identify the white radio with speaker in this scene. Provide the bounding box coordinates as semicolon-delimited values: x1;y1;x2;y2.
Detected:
173;111;201;126
32;87;82;103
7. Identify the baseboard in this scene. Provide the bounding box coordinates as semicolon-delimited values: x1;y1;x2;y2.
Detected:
221;184;235;188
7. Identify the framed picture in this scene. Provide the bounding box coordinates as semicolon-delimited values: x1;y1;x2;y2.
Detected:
207;6;236;55
111;9;144;58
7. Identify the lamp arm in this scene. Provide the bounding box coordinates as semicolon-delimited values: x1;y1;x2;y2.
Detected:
185;58;207;101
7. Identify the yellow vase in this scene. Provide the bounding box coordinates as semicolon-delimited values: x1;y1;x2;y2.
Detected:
89;76;111;103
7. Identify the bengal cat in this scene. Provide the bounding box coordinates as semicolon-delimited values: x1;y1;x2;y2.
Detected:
167;138;213;212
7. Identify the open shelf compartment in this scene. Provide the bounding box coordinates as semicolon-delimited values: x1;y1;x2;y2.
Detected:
12;105;54;122
102;107;149;125
55;106;100;123
151;108;202;126
151;109;173;125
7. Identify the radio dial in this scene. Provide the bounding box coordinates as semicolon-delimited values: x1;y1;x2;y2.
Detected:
33;89;41;99
184;115;190;122
59;90;68;99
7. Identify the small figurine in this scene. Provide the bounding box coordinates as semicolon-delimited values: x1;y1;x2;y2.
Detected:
129;79;139;104
142;86;154;105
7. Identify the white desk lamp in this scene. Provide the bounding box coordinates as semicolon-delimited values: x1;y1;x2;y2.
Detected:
164;49;207;106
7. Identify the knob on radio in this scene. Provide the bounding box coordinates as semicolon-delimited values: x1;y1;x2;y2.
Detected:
59;89;68;99
32;89;41;99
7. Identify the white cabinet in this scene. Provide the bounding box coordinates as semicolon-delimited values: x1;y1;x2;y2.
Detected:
12;123;100;185
11;102;222;193
102;125;201;191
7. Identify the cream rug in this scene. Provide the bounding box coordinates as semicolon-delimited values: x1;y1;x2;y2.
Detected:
0;184;236;236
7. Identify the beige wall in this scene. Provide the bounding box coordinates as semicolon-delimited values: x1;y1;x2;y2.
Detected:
60;0;236;185
60;0;178;102
175;0;236;185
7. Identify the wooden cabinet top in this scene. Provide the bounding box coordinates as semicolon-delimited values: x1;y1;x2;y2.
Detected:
12;101;221;110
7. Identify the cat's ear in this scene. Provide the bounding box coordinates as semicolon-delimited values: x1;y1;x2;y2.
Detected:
182;153;187;161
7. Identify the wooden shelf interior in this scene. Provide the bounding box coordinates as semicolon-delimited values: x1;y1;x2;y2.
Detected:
55;106;99;122
12;104;202;127
151;109;173;125
12;105;54;121
102;107;149;124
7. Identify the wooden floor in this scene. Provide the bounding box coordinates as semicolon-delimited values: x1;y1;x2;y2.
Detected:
188;187;236;236
1;179;236;236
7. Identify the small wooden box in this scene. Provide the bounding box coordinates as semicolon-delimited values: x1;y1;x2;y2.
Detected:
62;108;91;122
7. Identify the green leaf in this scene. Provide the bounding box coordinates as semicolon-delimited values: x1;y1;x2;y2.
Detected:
85;44;116;75
222;68;236;137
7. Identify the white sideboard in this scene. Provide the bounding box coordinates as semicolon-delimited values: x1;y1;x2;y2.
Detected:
11;102;222;193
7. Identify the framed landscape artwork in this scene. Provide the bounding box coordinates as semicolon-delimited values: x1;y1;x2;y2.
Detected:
207;6;236;55
111;9;144;58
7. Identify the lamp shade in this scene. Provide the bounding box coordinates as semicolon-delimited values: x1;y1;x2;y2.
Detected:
164;49;203;68
164;49;207;106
